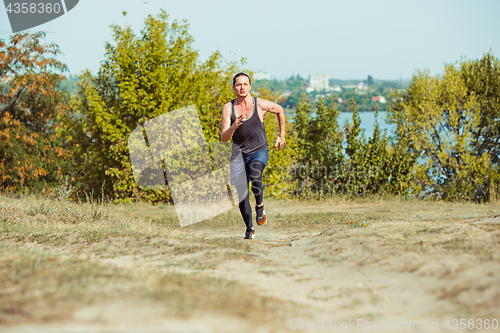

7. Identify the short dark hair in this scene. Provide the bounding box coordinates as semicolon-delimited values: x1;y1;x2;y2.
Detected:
233;72;251;86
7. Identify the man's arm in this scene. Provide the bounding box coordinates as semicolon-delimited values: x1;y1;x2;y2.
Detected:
257;98;286;151
221;103;243;142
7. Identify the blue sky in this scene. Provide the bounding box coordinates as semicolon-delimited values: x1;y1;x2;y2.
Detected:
1;0;499;80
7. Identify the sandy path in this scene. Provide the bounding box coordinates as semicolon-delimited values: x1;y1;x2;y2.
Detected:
188;228;492;332
2;217;499;333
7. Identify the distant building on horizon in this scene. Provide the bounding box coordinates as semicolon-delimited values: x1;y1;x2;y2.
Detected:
355;82;368;93
253;70;271;81
371;96;386;104
309;74;329;91
279;90;292;99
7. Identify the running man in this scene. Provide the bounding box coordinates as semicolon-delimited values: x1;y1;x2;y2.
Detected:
221;72;286;239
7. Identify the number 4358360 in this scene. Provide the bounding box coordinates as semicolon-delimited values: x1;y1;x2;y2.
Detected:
444;319;498;330
6;2;62;14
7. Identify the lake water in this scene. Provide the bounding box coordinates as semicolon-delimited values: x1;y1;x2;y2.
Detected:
285;110;396;139
338;111;396;138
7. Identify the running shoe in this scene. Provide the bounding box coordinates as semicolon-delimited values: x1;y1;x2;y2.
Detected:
256;204;267;226
244;228;255;240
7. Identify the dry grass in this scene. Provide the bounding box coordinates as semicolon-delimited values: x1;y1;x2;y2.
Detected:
0;195;290;328
0;243;285;327
0;193;499;330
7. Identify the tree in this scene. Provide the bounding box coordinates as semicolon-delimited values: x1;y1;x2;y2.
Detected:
293;94;312;157
460;52;500;166
389;64;493;201
65;11;243;202
344;98;367;195
291;95;345;197
290;94;313;196
290;95;413;198
310;97;344;195
381;134;417;196
363;111;387;194
255;87;296;199
0;32;71;193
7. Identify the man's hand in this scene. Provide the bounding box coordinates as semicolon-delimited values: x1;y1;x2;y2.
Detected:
221;103;244;143
232;115;243;130
257;99;286;151
275;135;286;151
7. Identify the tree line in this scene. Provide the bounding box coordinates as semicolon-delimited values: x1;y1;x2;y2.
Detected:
252;75;408;111
1;11;499;202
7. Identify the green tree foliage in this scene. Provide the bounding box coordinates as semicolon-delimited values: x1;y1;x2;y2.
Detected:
0;32;71;194
291;95;415;198
313;97;344;182
345;99;415;197
291;94;313;196
293;94;312;157
292;96;344;197
64;11;242;202
344;98;366;195
389;63;494;201
361;111;387;194
379;134;416;196
291;95;317;196
460;52;500;166
255;88;296;198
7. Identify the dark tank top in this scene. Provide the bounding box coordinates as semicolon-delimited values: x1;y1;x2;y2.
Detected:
231;97;268;158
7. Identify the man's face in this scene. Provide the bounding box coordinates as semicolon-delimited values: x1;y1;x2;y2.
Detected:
232;76;251;98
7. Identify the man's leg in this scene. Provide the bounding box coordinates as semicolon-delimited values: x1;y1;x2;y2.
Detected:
248;160;266;206
235;182;254;238
248;160;267;225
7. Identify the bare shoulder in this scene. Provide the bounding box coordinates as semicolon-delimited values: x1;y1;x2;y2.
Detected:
256;97;272;109
221;101;233;132
257;97;282;114
222;101;232;115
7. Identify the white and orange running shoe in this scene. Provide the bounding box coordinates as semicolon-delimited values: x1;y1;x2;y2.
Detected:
256;204;267;226
244;228;255;240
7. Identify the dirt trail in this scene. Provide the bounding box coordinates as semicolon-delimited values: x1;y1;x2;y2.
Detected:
2;216;499;333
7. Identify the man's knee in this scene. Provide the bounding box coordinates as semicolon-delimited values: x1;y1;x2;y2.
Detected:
249;174;262;184
249;162;265;177
249;174;263;184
